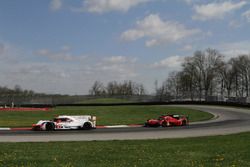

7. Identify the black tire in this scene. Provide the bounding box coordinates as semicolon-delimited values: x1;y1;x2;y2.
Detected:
182;120;187;126
162;121;170;127
45;122;55;131
82;122;92;130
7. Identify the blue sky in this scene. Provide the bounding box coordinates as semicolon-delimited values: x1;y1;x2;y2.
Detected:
0;0;250;94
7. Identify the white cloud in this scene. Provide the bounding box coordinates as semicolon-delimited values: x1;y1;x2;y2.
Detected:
219;41;250;59
193;1;247;21
242;10;250;23
0;43;7;55
49;0;62;11
151;55;184;69
184;0;193;4
0;42;25;63
104;56;137;64
75;0;150;13
61;45;71;51
121;14;201;47
0;43;141;94
183;44;193;51
1;62;75;94
95;56;138;79
229;20;242;28
183;0;200;5
104;56;128;63
34;48;87;62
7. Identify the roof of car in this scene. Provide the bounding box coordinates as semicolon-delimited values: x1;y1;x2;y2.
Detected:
56;115;92;120
160;114;185;117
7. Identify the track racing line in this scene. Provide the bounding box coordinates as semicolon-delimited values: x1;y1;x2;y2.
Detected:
0;105;250;142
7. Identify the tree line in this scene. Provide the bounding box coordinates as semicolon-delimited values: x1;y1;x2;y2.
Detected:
0;85;44;105
89;80;146;96
0;85;36;96
2;48;250;104
156;48;250;102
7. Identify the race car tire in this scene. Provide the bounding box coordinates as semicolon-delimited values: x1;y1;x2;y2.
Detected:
182;120;187;126
162;121;170;127
45;122;55;131
82;122;92;130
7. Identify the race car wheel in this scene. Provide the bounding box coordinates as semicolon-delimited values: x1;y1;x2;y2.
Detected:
82;122;92;130
162;121;170;127
182;120;187;126
45;122;55;131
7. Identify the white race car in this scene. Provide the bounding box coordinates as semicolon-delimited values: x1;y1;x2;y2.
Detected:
32;115;96;131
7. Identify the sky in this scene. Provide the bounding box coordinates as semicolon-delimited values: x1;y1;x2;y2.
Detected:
0;0;250;95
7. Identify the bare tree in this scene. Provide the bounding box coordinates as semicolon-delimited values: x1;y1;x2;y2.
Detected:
158;72;182;100
89;81;106;96
90;80;146;96
220;59;237;97
230;55;250;97
192;48;224;100
181;57;201;100
106;81;118;95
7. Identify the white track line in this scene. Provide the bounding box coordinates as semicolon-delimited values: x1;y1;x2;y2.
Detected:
105;125;129;128
0;128;11;131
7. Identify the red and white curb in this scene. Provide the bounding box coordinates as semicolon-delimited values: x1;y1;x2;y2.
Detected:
0;124;143;131
0;107;51;112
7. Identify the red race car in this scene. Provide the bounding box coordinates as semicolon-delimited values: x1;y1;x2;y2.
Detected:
144;114;189;127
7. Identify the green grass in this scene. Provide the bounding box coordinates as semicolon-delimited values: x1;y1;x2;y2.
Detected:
0;106;213;127
0;132;250;167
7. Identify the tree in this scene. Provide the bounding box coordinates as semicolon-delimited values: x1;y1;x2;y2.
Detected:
181;56;201;100
14;85;23;94
106;81;118;95
192;48;224;100
220;59;237;97
89;81;106;96
89;80;146;96
229;55;250;97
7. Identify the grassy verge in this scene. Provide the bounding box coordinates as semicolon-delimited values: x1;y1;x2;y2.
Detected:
0;132;250;167
0;106;213;127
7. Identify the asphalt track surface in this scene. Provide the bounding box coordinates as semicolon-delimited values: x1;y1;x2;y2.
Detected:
0;105;250;142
